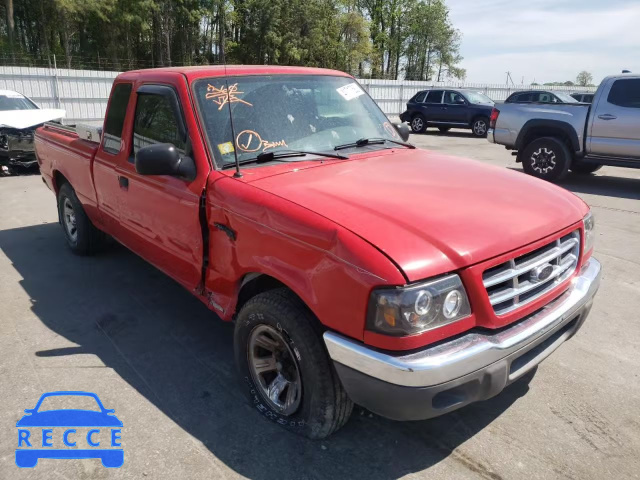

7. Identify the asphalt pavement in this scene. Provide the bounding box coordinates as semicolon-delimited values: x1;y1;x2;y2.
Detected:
0;130;639;479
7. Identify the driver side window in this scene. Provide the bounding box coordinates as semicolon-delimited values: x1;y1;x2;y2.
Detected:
132;93;186;155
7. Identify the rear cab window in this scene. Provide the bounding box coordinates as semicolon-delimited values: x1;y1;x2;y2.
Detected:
607;79;640;108
102;83;132;154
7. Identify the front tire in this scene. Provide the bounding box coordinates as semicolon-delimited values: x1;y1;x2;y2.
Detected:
234;288;353;439
57;183;105;255
410;114;426;133
471;117;489;137
521;137;571;182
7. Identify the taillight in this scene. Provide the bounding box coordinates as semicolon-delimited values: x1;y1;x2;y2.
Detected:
489;108;500;129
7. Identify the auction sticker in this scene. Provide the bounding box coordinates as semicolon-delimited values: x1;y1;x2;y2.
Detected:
336;83;365;101
218;142;235;155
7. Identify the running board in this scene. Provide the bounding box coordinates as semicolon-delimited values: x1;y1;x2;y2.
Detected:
581;155;640;169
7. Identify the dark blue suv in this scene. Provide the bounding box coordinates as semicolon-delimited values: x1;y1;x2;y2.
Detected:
400;89;495;137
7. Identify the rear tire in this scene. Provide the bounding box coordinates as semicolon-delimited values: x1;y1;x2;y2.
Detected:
57;183;106;255
234;288;353;439
471;117;489;137
571;162;602;175
410;114;426;133
438;127;451;133
521;137;571;182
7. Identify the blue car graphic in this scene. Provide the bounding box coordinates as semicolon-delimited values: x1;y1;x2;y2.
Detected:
16;391;123;468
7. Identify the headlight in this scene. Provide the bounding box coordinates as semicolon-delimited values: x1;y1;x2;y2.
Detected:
583;211;595;255
367;274;472;336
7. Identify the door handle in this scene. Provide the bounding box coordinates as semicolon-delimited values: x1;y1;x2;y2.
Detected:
598;114;617;120
118;176;129;190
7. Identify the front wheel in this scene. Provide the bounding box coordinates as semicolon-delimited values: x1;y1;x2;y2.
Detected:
410;115;426;133
471;117;489;137
234;288;353;439
521;137;571;182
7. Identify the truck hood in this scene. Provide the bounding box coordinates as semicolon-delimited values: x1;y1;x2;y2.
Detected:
250;149;588;281
0;108;65;129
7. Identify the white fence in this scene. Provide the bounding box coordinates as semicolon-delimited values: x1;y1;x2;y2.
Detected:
0;66;598;121
0;66;117;123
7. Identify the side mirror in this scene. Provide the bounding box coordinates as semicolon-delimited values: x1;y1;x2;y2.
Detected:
395;123;411;142
135;143;196;181
455;98;466;105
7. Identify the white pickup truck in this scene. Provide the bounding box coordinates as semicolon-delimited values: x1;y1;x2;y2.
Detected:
488;73;640;181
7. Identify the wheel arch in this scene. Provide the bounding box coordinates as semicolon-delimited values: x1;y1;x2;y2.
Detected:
52;170;70;195
516;120;580;153
236;273;290;314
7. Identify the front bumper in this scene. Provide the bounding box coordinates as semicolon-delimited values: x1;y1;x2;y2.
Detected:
324;257;601;421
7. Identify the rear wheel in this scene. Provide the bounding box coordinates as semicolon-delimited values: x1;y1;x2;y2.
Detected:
234;288;353;439
57;183;105;255
410;115;426;133
571;162;602;175
471;117;489;137
438;127;451;133
521;137;571;182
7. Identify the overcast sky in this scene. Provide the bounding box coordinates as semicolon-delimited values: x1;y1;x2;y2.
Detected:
448;0;640;85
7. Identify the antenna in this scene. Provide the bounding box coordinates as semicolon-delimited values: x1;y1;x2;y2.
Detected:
223;62;243;178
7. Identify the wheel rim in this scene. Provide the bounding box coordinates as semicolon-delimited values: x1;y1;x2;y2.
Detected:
530;147;557;174
473;120;487;136
62;198;78;243
248;324;302;416
411;117;424;132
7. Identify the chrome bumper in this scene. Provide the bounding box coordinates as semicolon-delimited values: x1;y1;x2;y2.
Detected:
324;258;601;389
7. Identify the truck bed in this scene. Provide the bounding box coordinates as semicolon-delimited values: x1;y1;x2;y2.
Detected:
491;103;590;153
35;123;100;210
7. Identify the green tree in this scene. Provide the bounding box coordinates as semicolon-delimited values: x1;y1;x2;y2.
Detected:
576;71;593;87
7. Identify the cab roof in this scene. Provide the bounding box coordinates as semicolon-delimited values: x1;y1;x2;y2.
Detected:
118;65;352;83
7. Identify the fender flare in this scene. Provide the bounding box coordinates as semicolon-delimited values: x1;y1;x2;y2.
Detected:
515;119;580;152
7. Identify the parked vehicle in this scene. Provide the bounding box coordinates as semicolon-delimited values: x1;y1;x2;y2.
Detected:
400;89;494;137
504;90;579;104
36;66;601;439
571;92;595;103
0;90;64;176
489;73;640;181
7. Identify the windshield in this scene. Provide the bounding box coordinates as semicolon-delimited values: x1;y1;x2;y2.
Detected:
554;92;579;103
464;91;494;105
193;75;399;168
0;94;38;111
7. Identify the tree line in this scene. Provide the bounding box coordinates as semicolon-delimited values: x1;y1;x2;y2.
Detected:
1;0;465;80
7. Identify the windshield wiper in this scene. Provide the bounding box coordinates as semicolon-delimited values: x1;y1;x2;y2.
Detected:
334;137;415;151
222;149;347;169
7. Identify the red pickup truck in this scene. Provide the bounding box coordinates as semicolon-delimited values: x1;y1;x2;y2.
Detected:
35;66;601;439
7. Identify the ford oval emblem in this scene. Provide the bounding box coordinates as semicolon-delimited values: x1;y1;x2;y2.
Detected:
530;263;554;283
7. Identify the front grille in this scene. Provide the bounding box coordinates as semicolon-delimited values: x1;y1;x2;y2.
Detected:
482;231;580;315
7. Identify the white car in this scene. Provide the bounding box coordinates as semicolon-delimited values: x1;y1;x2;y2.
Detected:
0;90;64;175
